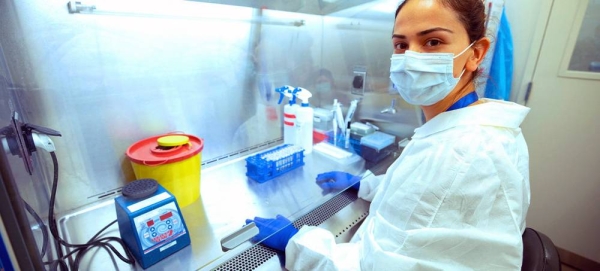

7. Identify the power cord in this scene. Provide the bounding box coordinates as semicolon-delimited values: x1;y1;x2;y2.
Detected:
35;151;136;270
3;119;135;270
22;199;49;258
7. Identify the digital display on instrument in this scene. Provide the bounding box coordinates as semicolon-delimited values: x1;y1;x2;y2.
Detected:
133;202;187;254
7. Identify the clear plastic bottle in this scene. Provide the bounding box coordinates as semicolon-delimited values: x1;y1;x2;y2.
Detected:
283;101;298;146
277;86;299;146
295;87;314;154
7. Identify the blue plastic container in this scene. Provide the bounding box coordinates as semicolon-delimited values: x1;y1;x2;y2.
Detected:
245;144;305;183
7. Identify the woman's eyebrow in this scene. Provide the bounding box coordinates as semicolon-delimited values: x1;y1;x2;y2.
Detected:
417;27;454;36
392;27;454;39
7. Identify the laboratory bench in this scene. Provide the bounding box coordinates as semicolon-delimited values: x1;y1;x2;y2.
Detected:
53;142;401;270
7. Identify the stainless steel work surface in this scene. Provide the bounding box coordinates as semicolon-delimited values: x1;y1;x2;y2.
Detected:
56;145;367;270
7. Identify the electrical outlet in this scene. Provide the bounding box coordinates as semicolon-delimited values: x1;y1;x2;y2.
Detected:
351;66;366;96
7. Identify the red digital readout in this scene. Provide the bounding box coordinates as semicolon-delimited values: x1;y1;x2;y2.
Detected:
160;212;173;221
146;220;154;227
152;229;174;243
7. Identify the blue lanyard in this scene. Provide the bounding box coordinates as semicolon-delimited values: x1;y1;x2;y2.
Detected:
446;92;479;111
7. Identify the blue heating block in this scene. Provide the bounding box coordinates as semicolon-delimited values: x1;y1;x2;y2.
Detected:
115;184;190;269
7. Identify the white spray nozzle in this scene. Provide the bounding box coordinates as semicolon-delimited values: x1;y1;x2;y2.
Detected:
295;87;312;105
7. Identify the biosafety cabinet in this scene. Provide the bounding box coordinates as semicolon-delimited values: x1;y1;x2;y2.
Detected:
0;0;501;269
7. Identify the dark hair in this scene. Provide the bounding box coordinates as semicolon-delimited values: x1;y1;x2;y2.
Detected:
395;0;487;43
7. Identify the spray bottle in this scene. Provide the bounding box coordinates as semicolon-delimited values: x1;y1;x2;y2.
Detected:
295;87;314;154
276;85;300;146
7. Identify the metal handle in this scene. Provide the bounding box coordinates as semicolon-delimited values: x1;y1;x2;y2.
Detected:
220;222;260;252
67;1;97;14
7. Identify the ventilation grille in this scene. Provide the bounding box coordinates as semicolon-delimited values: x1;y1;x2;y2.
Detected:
212;245;278;271
211;190;358;271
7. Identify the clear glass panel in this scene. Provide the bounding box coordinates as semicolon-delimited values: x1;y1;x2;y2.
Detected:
1;0;415;269
569;0;600;72
189;0;381;15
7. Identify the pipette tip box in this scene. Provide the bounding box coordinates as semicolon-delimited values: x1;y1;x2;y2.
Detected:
360;131;395;163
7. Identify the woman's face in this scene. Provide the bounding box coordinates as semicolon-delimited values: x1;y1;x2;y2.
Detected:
392;0;472;77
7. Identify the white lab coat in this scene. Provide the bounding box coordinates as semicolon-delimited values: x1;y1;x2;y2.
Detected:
285;99;531;270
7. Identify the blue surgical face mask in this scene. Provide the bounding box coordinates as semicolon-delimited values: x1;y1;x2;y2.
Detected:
389;42;474;106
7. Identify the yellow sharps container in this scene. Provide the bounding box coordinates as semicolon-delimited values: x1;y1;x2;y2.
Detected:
126;134;204;207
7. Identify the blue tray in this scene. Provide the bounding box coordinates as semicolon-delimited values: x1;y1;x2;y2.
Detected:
245;144;305;183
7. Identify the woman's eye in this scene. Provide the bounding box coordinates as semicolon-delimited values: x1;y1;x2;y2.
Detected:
425;39;442;47
394;42;408;51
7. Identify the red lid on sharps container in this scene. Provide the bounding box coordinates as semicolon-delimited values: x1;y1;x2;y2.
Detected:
126;134;204;165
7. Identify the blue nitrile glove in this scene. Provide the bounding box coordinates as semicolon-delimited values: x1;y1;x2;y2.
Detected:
315;171;360;195
245;215;299;252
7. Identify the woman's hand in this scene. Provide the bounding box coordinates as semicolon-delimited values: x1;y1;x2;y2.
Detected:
245;215;298;252
315;171;360;195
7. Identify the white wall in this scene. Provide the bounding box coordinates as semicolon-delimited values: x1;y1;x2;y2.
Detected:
507;0;600;263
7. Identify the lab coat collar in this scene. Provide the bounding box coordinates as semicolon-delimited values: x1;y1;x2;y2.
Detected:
412;99;530;139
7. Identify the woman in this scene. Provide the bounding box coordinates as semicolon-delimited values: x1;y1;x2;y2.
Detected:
247;0;530;269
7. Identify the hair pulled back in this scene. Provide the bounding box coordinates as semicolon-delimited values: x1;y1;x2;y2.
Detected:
395;0;487;43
